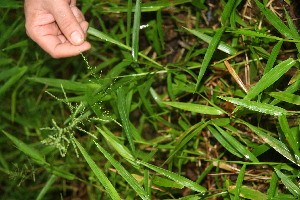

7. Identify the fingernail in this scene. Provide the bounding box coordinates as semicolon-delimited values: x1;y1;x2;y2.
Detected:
71;31;83;45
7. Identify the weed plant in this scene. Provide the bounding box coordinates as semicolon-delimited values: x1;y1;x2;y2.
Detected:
1;0;300;199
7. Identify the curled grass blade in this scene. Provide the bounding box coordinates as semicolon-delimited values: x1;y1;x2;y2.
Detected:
94;141;150;200
163;101;223;115
137;160;207;193
244;58;296;100
219;96;287;116
74;138;122;200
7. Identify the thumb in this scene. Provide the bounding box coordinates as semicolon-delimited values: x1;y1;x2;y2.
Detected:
49;1;85;45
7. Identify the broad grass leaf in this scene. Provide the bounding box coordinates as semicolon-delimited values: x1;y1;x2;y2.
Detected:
3;131;46;165
241;121;299;166
163;101;223;115
274;168;300;197
94;141;150;200
97;126;137;168
152;176;183;189
245;58;296;100
269;92;300;105
74;138;122;200
184;28;237;55
229;186;268;200
137;160;207;193
219;96;287;116
213;125;259;162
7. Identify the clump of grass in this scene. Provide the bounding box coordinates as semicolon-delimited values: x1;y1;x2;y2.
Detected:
1;0;300;199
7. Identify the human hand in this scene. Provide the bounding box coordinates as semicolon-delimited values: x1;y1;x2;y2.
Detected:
24;0;91;58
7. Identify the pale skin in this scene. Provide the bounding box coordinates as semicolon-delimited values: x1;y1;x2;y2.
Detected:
24;0;91;58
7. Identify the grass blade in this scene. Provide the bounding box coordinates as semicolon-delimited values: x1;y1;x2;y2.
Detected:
264;41;283;74
163;101;223;115
274;168;300;197
269;92;300;105
28;77;95;92
195;27;225;90
213;125;258;162
221;0;237;26
132;0;141;61
207;126;244;159
244;58;295;100
234;164;247;200
94;141;150;200
219;96;287;116
0;66;27;96
278;115;300;161
117;87;136;156
3;131;46;165
253;0;293;39
3;131;75;180
97;127;137;168
137;160;207;193
241;121;298;166
74;138;122;200
185;28;237;55
88;27;162;67
229;186;268;200
36;174;58;200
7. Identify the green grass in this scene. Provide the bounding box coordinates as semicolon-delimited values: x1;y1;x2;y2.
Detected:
1;0;300;199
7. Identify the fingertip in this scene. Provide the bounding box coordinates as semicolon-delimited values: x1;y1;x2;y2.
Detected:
70;30;84;45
